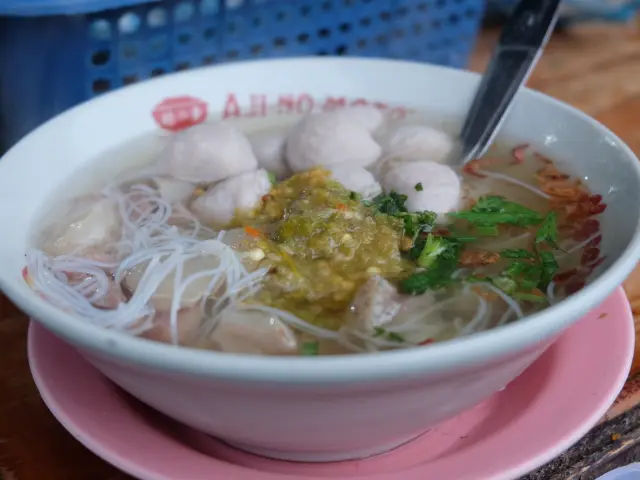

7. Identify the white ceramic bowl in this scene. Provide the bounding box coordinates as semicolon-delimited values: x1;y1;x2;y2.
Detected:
1;58;640;463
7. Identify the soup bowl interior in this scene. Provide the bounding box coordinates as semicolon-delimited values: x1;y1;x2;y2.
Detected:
0;58;639;462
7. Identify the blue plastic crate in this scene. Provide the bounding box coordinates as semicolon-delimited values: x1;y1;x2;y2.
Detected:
0;0;486;151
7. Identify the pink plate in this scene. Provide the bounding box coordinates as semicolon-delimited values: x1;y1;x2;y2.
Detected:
28;288;634;480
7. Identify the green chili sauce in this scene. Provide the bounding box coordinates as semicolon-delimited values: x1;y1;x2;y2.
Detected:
239;168;412;330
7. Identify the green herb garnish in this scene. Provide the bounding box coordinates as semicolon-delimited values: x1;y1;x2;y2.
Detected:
373;327;405;343
400;237;463;295
368;191;436;245
447;232;477;243
387;331;405;342
513;291;547;303
301;341;319;356
501;249;536;259
503;259;542;291
267;171;277;185
489;244;558;299
466;275;488;283
476;225;500;236
492;275;518;294
417;234;447;269
368;191;409;216
400;211;437;242
415;182;424;191
535;211;558;247
532;211;560;289
449;195;544;232
538;250;559;290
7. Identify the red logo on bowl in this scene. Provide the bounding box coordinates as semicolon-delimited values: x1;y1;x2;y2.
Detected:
153;96;208;132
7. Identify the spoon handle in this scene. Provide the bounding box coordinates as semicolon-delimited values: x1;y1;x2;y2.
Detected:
458;0;562;165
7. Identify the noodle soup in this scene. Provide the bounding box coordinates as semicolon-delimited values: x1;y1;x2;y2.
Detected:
24;106;606;356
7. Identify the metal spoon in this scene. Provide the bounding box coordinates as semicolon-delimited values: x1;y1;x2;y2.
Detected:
452;0;562;167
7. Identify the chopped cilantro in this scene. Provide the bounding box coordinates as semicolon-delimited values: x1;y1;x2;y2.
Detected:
367;191;436;246
399;211;437;242
475;196;540;216
426;197;561;299
417;234;447;269
415;182;424;191
476;225;499;236
466;257;553;303
267;171;277;185
466;275;488;283
513;291;547;303
368;191;409;216
447;232;477;243
501;249;536;259
400;237;463;295
301;341;319;356
349;191;358;201
373;327;405;343
538;250;558;290
535;211;558;247
449;195;544;232
387;331;405;343
492;275;518;294
503;260;541;290
489;245;558;298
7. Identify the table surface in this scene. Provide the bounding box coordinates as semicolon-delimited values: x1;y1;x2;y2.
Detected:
3;23;640;480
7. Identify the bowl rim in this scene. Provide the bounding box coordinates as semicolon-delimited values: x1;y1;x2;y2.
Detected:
2;57;640;384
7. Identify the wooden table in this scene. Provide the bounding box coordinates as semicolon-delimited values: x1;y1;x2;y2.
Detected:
4;23;640;480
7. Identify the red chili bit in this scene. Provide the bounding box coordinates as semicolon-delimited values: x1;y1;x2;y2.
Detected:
554;269;578;284
244;226;263;238
590;203;607;215
581;247;600;266
572;230;590;242
336;203;347;211
584;217;600;230
463;160;486;178
419;339;435;346
585;256;606;270
572;218;600;241
511;144;529;164
587;234;602;248
565;279;586;296
567;200;607;221
589;194;603;205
